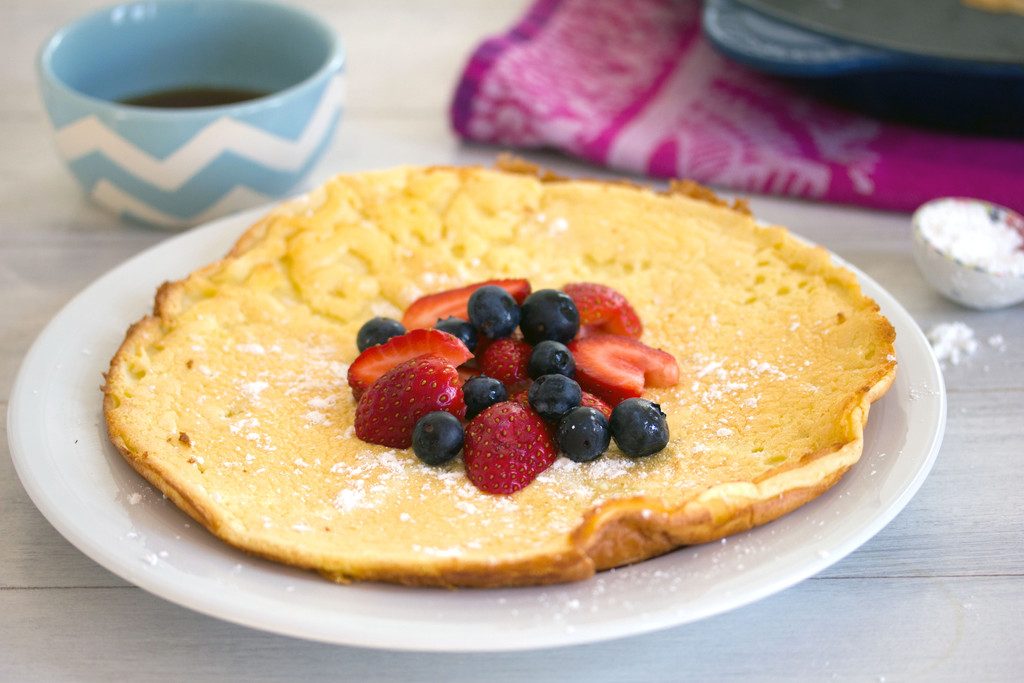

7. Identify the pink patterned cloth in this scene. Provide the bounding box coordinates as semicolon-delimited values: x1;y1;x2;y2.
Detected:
451;0;1024;213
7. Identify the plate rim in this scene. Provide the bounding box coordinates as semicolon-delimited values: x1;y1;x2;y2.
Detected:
7;207;946;652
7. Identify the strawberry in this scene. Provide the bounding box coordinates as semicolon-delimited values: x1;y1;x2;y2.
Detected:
479;338;532;389
354;355;465;448
580;391;613;420
348;329;473;399
463;401;557;494
568;334;679;407
563;283;643;338
401;279;531;330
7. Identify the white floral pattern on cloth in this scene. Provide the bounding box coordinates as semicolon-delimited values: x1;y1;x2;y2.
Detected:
451;0;1024;213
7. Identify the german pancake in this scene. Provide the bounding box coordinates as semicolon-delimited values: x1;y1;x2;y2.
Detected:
103;160;896;587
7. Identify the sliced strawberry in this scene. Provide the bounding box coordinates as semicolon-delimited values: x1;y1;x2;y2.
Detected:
580;391;613;420
563;283;643;338
401;279;532;330
479;338;532;389
354;356;466;448
568;335;679;407
463;401;557;494
348;329;472;398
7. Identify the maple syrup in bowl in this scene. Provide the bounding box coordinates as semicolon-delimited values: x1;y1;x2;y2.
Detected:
119;86;271;109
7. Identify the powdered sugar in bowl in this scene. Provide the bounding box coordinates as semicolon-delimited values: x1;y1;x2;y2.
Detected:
911;197;1024;310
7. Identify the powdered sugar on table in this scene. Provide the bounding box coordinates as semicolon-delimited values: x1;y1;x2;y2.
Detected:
927;322;978;366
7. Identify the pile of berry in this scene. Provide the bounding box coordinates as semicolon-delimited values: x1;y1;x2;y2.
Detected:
347;279;679;495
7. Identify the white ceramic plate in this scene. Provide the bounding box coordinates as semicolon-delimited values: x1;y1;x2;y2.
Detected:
8;208;945;652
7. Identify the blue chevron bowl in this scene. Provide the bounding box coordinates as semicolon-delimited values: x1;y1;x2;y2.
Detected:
37;0;345;228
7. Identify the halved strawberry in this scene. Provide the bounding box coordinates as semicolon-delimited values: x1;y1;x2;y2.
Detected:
348;329;473;398
401;279;532;329
563;283;642;338
354;355;465;448
580;391;613;419
479;338;532;389
568;335;679;406
463;401;557;494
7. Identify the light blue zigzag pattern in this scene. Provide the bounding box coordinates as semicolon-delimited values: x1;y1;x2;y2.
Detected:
68;110;341;220
44;73;337;158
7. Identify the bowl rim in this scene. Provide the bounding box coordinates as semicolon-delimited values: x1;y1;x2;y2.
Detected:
911;196;1024;281
36;0;345;120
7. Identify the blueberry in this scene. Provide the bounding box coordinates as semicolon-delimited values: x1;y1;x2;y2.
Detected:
412;411;464;466
528;340;575;379
528;374;582;421
467;286;520;339
434;316;478;352
519;289;580;345
463;375;508;419
556;407;610;462
609;398;669;457
356;317;406;352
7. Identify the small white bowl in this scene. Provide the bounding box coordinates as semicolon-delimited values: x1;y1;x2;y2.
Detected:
911;197;1024;310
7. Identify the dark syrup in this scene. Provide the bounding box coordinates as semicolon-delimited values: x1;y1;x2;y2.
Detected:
119;86;269;108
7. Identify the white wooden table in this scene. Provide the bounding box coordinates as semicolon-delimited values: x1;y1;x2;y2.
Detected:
3;1;1021;679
